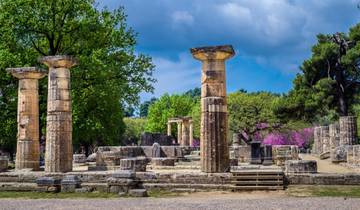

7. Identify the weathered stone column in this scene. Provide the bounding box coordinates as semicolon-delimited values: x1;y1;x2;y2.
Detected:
189;120;194;147
313;127;321;154
320;126;330;153
339;116;357;145
329;123;340;149
191;45;234;173
181;119;190;146
177;122;182;145
167;123;171;136
6;67;47;170
40;56;77;172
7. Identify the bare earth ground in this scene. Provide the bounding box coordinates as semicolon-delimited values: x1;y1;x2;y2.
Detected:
300;154;359;173
0;191;359;210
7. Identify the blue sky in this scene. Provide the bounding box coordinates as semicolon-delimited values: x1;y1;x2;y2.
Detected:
99;0;360;101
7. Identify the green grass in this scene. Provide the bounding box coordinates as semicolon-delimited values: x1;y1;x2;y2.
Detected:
0;190;187;199
287;185;360;198
0;191;119;199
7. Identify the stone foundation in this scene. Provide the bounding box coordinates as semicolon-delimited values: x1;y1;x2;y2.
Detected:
0;157;8;172
285;160;317;174
151;158;176;166
119;158;149;172
272;145;299;166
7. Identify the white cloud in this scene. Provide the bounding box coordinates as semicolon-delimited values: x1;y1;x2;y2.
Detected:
172;11;194;26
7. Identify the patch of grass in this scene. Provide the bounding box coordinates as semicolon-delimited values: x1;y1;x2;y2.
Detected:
0;191;118;199
287;185;360;198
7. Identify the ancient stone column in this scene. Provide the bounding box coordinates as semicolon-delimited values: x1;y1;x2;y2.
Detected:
329;123;340;149
6;67;47;170
320;126;330;153
181;119;190;146
40;56;77;173
167;123;171;136
189;120;194;147
177;122;182;146
339;116;357;145
313;127;321;154
191;45;234;173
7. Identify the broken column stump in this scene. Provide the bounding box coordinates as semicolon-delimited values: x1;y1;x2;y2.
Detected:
191;45;235;173
40;56;78;173
340;116;357;146
285;160;317;174
6;67;47;171
119;157;148;172
36;177;61;192
61;175;81;193
0;156;8;172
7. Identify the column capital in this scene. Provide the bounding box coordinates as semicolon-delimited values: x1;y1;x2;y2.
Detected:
190;45;235;61
6;67;47;79
39;55;78;68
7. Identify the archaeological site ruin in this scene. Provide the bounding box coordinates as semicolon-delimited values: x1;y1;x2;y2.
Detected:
0;45;360;197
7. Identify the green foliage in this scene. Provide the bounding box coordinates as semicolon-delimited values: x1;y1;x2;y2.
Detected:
228;91;280;138
278;26;360;122
146;93;198;134
0;0;155;153
123;117;147;144
139;97;157;117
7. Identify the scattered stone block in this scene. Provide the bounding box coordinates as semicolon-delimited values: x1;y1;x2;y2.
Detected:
61;175;81;193
331;145;350;163
262;145;273;166
36;177;61;192
87;153;97;162
151;158;175;166
73;154;87;164
112;170;136;179
250;141;262;164
319;151;330;160
184;151;200;161
0;156;8;172
128;189;148;197
285;160;317;174
120;157;148;172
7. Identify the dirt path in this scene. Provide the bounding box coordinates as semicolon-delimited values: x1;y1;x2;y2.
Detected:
300;154;357;173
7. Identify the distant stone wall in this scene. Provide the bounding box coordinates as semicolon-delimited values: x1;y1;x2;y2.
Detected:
140;133;175;146
96;146;198;169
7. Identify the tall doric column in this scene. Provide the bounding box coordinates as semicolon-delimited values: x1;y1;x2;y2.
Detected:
6;67;47;170
177;122;182;145
181;119;190;146
339;116;357;145
167;123;172;136
313;127;321;154
191;45;235;173
40;56;77;172
329;123;340;149
320;126;330;153
189;120;194;147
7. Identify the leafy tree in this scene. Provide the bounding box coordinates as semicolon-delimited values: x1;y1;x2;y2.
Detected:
184;87;201;99
278;27;360;121
0;0;155;154
139;97;157;117
227;91;280;142
146;94;197;134
122;117;147;145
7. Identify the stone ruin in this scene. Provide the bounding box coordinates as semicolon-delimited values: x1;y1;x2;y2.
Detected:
6;56;77;173
167;117;193;146
191;45;233;173
313;116;358;165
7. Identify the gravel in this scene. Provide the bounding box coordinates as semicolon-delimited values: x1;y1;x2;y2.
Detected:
0;192;359;210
